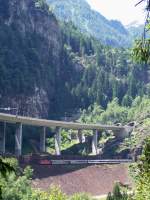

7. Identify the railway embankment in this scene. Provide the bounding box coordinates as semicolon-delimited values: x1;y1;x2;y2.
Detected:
31;164;132;196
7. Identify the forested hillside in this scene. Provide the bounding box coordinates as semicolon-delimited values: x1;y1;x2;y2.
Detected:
61;22;149;110
0;0;149;120
47;0;142;47
0;0;81;118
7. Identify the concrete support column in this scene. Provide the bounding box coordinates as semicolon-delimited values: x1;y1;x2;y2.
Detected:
40;127;46;153
15;123;22;157
78;129;84;143
92;130;98;155
0;122;6;154
114;126;133;139
55;127;61;156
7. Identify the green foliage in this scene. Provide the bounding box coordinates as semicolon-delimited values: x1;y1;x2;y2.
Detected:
100;98;128;124
106;183;128;200
0;24;45;95
0;158;15;178
0;158;66;200
0;159;34;200
79;98;128;125
23;166;33;179
122;95;133;107
132;0;150;64
70;193;91;200
0;158;15;199
132;39;150;63
134;138;150;200
68;34;147;109
128;96;150;121
48;186;67;200
79;103;104;124
47;129;78;153
0;159;93;200
79;96;150;126
107;192;113;200
129;137;150;200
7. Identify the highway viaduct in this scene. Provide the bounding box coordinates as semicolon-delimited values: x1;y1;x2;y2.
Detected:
0;113;133;156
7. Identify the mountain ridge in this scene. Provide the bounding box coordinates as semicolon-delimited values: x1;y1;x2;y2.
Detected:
47;0;142;47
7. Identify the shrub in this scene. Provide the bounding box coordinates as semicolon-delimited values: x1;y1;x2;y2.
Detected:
70;193;91;200
106;183;128;200
133;137;150;200
48;186;67;200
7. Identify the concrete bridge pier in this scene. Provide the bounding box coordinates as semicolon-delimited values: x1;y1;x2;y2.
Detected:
77;129;85;143
0;122;6;154
55;127;61;155
40;127;46;153
114;126;133;139
92;130;98;155
15;123;22;157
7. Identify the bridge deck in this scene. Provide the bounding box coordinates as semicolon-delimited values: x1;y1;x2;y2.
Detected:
0;113;124;131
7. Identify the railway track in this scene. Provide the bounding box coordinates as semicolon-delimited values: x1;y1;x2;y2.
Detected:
20;155;133;165
50;159;133;165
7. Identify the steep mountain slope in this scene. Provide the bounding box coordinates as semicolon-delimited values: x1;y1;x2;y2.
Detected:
126;24;144;40
0;0;148;121
47;0;133;47
0;0;81;118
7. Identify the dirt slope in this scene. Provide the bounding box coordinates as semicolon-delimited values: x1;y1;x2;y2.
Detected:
32;164;132;196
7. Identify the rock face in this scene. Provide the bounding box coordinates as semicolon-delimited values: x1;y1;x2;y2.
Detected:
0;0;77;118
1;88;49;118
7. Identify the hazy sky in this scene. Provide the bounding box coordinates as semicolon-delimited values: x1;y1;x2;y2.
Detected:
86;0;146;25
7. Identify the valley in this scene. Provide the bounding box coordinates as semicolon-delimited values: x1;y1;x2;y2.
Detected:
0;0;150;199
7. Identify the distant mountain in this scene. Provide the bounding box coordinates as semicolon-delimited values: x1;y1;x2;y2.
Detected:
47;0;141;47
126;22;144;41
109;20;128;35
126;21;143;28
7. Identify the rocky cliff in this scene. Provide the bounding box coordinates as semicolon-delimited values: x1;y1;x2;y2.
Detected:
0;0;79;118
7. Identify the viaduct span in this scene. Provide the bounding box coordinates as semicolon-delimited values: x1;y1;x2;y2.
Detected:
0;113;133;156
